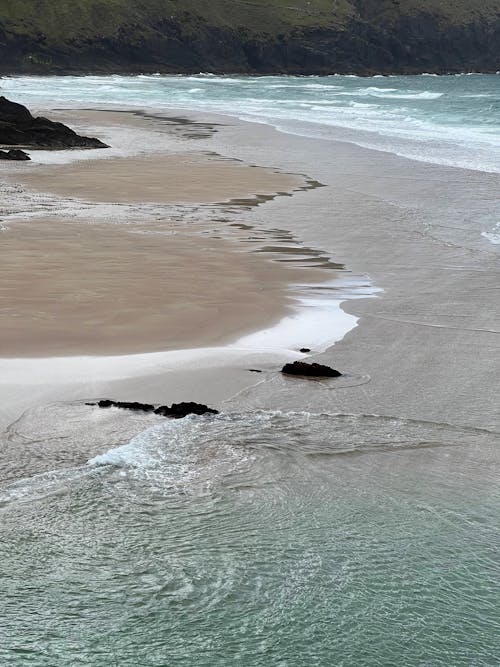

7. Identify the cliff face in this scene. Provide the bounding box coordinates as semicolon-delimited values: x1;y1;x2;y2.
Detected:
0;0;498;75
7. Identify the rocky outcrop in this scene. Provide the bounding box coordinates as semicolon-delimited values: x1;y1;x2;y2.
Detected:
90;399;155;412
281;361;342;378
88;399;219;418
154;402;219;418
0;97;108;149
0;148;30;160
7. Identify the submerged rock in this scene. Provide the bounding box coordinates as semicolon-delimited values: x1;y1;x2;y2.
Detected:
0;148;31;160
88;399;155;412
88;399;218;418
0;96;109;149
154;402;219;418
281;361;342;378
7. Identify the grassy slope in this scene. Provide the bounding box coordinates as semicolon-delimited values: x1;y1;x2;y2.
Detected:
357;0;500;25
0;0;352;37
0;0;499;72
2;0;499;39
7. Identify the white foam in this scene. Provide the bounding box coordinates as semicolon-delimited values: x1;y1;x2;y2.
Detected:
87;423;170;467
369;91;443;100
482;223;500;245
235;278;375;351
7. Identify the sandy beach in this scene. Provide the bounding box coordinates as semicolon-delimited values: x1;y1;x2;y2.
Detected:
0;108;342;431
0;104;499;442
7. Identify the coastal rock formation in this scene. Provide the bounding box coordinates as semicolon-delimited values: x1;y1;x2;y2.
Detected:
154;402;219;418
0;148;30;160
91;399;155;412
0;0;498;75
89;399;219;418
281;361;342;378
0;96;108;149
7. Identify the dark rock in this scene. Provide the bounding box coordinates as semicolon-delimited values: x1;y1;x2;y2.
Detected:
247;368;263;373
0;96;109;149
154;402;219;418
281;361;342;378
88;398;218;418
0;148;30;160
299;348;311;353
94;399;155;412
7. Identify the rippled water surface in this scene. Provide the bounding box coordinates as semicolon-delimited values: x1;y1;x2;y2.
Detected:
1;410;499;665
1;73;499;173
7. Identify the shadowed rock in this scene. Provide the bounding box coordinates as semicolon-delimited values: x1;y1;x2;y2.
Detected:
0;96;109;149
87;399;218;418
154;402;219;418
0;148;30;160
87;399;155;412
281;361;342;378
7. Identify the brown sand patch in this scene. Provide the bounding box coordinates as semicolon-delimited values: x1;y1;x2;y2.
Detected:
10;153;302;205
0;219;307;357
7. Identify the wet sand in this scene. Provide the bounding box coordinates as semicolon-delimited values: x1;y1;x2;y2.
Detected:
14;152;300;205
0;218;305;357
0;110;318;359
207;117;500;434
8;109;301;206
1;106;498;442
0;109;332;428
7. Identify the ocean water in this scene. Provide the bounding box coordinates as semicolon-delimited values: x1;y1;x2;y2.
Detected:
1;74;500;665
1;73;500;174
1;409;499;666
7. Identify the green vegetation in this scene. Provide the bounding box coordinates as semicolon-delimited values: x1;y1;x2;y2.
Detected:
0;0;350;38
0;0;499;73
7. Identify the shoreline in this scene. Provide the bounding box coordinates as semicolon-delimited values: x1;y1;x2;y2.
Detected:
1;68;499;77
0;106;374;431
1;100;499;438
0;274;374;377
0;109;327;359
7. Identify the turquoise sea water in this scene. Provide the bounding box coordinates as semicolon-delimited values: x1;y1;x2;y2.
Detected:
1;411;499;666
1;73;500;172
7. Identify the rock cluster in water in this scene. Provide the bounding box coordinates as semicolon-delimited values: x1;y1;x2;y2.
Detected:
87;399;219;418
0;96;109;155
281;361;342;378
0;147;31;160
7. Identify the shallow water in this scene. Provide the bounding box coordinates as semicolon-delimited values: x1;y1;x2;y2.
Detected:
1;73;499;173
1;411;499;665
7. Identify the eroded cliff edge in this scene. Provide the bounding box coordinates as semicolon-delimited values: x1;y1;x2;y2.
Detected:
0;0;499;75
